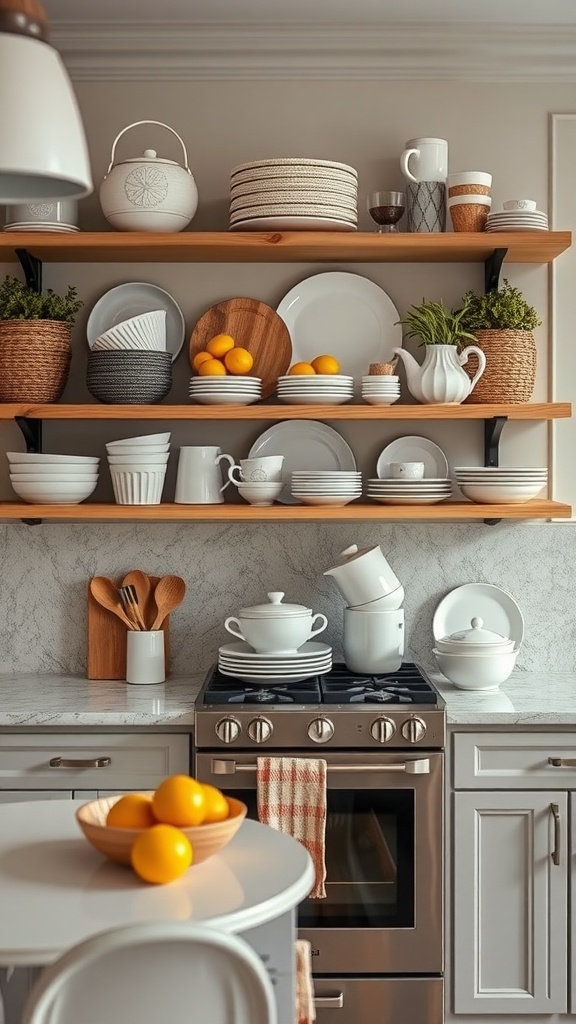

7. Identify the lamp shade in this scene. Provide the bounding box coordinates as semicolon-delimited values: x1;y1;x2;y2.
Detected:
0;29;93;202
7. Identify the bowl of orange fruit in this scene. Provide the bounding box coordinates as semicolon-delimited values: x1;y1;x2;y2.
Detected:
76;774;247;883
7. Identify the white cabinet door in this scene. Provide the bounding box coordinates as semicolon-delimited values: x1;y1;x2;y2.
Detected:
569;792;576;1014
453;791;567;1014
0;790;71;802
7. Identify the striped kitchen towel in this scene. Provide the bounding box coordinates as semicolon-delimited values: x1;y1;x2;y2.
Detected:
257;756;327;899
295;938;316;1024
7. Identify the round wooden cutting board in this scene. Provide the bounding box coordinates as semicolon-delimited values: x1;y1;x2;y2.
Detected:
188;297;293;398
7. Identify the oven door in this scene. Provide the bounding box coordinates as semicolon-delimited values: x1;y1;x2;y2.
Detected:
195;750;443;976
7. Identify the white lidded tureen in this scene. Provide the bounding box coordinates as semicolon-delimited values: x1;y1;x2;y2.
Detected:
435;617;516;655
99;120;199;232
224;592;328;654
433;616;519;691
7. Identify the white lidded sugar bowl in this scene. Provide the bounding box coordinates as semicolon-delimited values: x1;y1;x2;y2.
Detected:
99;120;199;232
224;591;328;654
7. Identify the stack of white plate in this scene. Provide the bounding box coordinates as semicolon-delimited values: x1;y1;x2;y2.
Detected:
218;640;333;683
454;466;548;504
7;452;99;504
276;374;354;405
106;433;171;505
361;375;401;406
291;470;362;507
485;210;549;232
367;477;452;505
189;375;262;406
228;157;358;232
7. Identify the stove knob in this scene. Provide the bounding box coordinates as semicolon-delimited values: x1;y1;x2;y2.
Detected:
215;717;241;744
308;717;334;744
370;716;397;744
401;716;427;743
247;717;273;744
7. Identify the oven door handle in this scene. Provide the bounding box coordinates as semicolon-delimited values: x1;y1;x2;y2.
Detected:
314;994;344;1009
210;758;431;775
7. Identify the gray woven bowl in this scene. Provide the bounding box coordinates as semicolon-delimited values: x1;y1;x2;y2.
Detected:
87;351;172;404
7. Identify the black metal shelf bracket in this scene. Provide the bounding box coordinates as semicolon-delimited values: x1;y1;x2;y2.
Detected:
484;247;508;294
14;417;42;526
15;248;42;294
482;415;508;526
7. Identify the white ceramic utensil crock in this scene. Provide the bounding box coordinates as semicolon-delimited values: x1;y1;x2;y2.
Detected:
324;544;404;608
224;591;328;654
99;120;198;232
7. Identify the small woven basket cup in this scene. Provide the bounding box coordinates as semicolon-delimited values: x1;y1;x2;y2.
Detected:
0;321;72;402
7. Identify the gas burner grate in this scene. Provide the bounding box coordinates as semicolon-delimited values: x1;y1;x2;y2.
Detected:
201;669;322;705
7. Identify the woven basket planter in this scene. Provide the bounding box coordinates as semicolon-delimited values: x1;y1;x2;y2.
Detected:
463;329;537;404
0;321;72;402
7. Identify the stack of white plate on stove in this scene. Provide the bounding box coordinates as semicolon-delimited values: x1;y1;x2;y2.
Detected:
291;470;362;507
189;375;262;405
228;157;358;232
361;375;401;406
277;374;354;405
485;209;549;232
367;477;452;505
218;640;333;683
454;466;548;504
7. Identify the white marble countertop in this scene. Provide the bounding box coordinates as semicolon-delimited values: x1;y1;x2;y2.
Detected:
0;669;576;729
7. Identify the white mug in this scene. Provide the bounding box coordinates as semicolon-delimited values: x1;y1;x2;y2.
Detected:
126;631;165;685
228;456;284;485
174;446;234;504
400;137;448;184
324;544;402;608
343;607;405;674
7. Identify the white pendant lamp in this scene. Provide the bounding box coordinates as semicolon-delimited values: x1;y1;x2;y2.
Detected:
0;0;93;202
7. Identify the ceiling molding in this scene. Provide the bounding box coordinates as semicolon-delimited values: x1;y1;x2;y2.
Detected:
50;21;576;82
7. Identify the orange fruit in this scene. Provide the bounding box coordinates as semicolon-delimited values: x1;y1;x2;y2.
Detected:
206;333;236;358
152;774;206;827
192;350;213;373
197;357;227;377
224;346;254;375
201;784;230;824
106;794;157;830
131;823;193;884
311;354;340;374
288;362;316;375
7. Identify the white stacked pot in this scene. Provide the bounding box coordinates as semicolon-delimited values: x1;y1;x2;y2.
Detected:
106;432;170;505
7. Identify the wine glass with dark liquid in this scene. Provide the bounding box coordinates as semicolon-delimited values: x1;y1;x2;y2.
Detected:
368;190;406;233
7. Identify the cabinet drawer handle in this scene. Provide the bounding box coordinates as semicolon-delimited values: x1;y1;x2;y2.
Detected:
314;994;344;1009
49;756;112;769
550;802;561;866
548;757;576;768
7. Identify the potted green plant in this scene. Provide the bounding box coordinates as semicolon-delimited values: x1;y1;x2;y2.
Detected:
0;276;83;403
456;279;542;403
393;297;487;404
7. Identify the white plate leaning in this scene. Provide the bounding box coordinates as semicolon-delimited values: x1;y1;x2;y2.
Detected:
432;582;524;647
87;283;185;363
276;271;402;383
248;420;357;504
376;436;449;480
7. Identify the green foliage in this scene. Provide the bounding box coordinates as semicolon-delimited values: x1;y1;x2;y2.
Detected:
395;296;479;347
458;279;542;332
0;276;83;324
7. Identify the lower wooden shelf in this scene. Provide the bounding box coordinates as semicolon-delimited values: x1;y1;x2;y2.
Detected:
0;499;571;522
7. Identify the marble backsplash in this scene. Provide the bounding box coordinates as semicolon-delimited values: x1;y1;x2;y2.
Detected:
0;519;574;676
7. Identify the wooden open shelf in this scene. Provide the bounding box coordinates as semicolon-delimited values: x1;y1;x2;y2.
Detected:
0;500;570;522
1;402;571;421
0;231;570;265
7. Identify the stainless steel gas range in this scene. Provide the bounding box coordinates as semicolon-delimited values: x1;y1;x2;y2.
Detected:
194;663;445;1024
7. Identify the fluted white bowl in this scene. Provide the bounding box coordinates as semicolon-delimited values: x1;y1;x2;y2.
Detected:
92;310;167;352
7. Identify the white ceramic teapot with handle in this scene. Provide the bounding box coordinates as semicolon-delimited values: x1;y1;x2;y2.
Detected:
99;120;198;232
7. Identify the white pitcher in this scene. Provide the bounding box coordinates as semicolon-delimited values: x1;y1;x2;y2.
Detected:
174;446;234;504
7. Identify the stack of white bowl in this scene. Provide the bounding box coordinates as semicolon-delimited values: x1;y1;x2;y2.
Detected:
291;470;362;507
367;477;452;505
361;375;401;406
189;375;262;406
7;452;99;504
454;466;547;504
277;374;354;405
106;433;171;505
433;616;519;690
91;311;167;352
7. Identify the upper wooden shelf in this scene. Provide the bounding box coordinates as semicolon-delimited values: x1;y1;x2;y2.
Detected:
0;402;570;421
0;231;570;264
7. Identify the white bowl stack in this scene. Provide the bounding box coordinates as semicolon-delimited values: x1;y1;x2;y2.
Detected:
454;466;548;504
91;310;167;352
276;374;354;405
228;157;358;231
291;470;362;507
361;375;401;406
106;433;171;505
7;452;99;504
367;477;452;505
189;375;262;406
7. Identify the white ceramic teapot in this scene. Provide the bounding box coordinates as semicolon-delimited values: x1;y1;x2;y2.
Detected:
99;120;198;232
224;592;328;654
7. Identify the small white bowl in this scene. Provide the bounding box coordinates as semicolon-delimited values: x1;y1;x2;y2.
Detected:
460;482;545;504
106;433;171;447
7;452;99;465
433;648;518;690
105;443;170;455
9;464;98;477
92;310;167;352
107;452;170;466
109;462;168;474
10;479;97;504
502;199;537;212
110;470;167;505
11;474;98;484
237;482;284;506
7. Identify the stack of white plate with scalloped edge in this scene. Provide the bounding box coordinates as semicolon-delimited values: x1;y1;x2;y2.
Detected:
367;477;452;505
277;374;354;405
218;640;332;683
189;375;262;406
291;470;362;506
454;466;548;504
485;210;549;232
229;157;358;232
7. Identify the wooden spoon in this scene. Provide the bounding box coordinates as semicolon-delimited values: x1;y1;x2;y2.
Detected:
90;576;137;631
150;575;186;631
122;569;153;629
